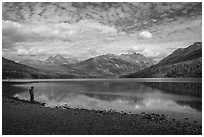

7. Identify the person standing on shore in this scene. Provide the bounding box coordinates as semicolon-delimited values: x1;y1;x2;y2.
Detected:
29;86;34;102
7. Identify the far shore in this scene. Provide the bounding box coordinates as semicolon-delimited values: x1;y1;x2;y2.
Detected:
2;77;202;83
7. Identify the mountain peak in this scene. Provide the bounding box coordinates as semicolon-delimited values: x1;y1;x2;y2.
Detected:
45;54;81;65
54;54;64;59
46;54;63;60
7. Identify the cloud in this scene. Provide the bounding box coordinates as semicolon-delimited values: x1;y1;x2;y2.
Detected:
139;31;152;39
2;2;202;33
2;19;127;60
2;2;202;61
2;19;121;49
126;47;145;54
77;20;118;34
149;17;202;43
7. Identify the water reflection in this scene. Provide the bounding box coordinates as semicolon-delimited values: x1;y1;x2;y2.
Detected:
12;80;202;125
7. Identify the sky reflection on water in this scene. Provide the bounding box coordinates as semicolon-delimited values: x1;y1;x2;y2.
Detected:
12;80;202;125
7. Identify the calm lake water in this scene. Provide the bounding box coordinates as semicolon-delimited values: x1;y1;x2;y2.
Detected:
6;78;202;125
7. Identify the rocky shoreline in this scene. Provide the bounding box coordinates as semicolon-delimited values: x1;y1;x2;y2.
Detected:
2;96;202;135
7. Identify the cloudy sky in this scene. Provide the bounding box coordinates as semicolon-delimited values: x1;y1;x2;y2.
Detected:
2;2;202;61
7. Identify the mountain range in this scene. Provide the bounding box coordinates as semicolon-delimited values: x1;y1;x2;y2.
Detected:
63;53;155;77
3;52;155;79
122;42;202;78
3;57;48;79
2;42;202;79
2;57;81;79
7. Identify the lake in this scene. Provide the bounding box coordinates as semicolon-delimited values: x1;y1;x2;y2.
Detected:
4;78;202;125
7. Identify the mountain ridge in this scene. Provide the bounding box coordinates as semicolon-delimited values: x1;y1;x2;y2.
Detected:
3;42;201;79
3;52;155;79
121;42;202;78
62;53;155;78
